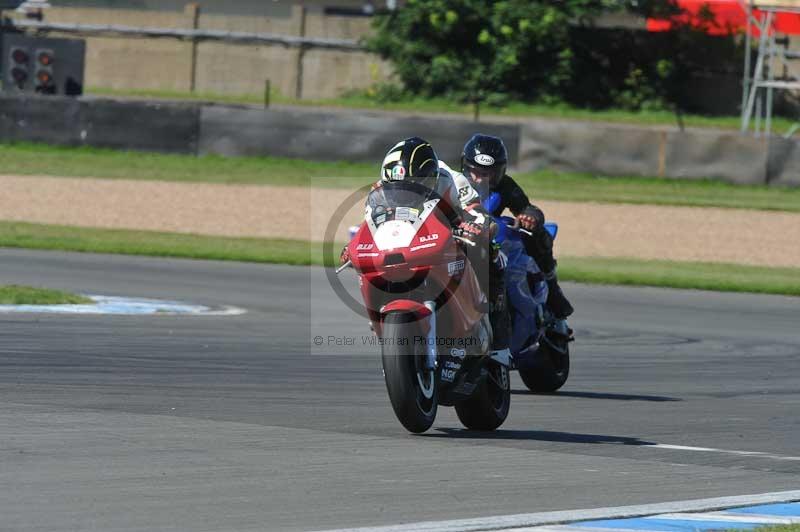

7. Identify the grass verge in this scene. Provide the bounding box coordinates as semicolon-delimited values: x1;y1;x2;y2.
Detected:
0;142;375;187
754;526;800;532
2;142;799;212
1;221;798;297
0;284;91;305
88;86;798;133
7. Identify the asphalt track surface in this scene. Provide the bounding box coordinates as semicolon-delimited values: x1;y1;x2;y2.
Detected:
0;248;798;532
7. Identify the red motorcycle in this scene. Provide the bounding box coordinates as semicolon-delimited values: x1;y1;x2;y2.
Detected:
338;181;511;433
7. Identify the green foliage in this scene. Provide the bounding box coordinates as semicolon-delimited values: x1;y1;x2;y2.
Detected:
368;1;744;113
368;0;611;103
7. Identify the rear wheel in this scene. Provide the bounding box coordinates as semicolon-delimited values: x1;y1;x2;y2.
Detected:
518;341;569;393
455;362;510;431
381;312;437;433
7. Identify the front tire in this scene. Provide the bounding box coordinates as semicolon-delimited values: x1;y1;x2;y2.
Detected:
381;312;437;433
518;341;569;393
455;362;510;431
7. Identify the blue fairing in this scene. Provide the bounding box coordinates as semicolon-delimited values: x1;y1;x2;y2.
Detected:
481;191;560;362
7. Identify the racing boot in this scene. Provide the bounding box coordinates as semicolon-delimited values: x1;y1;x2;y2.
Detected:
544;268;574;319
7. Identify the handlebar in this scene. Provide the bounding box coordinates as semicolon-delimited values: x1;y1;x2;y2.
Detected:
498;216;533;237
335;259;352;274
453;234;477;247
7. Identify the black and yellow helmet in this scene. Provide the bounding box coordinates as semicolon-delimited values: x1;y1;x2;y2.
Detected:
381;137;440;190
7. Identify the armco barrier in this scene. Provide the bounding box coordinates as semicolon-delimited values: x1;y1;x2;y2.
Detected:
0;94;797;185
0;94;199;154
198;106;520;165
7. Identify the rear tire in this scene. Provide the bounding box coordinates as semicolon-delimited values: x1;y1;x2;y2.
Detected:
518;341;569;393
381;312;437;433
455;362;510;431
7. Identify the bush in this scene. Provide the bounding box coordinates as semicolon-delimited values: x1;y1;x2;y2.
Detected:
367;0;603;102
367;0;745;114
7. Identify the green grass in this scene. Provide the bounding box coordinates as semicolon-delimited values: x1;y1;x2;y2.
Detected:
754;525;800;532
0;221;324;266
2;142;799;212
0;142;375;188
88;86;799;133
0;284;91;305
1;221;798;297
559;256;800;296
513;171;800;212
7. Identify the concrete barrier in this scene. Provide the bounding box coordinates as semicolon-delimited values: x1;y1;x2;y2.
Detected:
664;130;768;185
516;118;774;185
517;120;662;177
0;94;797;186
198;106;520;165
0;94;199;153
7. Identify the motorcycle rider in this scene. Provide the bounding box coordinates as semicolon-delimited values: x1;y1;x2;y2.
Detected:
460;133;574;320
342;137;510;356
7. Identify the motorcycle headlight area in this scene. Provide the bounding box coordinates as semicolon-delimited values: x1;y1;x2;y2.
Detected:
372;220;417;251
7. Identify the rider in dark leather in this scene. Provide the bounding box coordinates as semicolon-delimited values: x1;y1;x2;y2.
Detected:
461;134;574;320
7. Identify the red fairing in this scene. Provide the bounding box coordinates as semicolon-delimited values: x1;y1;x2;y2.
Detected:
348;211;485;340
380;300;432;317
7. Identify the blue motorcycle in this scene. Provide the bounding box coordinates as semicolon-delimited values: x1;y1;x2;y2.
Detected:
484;192;571;393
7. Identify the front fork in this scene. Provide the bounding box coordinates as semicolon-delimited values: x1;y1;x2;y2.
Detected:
423;300;436;370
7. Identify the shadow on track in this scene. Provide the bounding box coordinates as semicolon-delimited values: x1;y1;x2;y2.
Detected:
510;390;681;402
427;428;656;446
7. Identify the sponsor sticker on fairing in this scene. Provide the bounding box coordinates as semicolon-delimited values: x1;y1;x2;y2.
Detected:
450;348;466;359
447;259;465;275
410;242;436;252
395;207;419;221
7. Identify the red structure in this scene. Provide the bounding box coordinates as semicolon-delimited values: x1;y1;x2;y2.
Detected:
647;0;800;35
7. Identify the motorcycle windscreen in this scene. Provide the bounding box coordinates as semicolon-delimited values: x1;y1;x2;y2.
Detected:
366;181;437;228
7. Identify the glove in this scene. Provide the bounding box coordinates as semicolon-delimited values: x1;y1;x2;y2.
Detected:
454;221;483;242
340;245;351;265
516;213;538;231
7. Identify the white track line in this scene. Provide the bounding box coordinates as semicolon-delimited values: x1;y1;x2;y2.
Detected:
646;443;800;461
0;295;246;316
656;512;800;524
317;490;800;532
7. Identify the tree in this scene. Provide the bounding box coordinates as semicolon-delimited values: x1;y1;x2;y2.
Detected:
368;0;628;104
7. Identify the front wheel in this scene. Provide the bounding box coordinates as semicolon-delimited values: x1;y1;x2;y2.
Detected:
518;341;570;393
455;362;510;431
381;312;437;433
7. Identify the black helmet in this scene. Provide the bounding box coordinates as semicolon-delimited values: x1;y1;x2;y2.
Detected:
381;137;440;190
461;134;508;190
